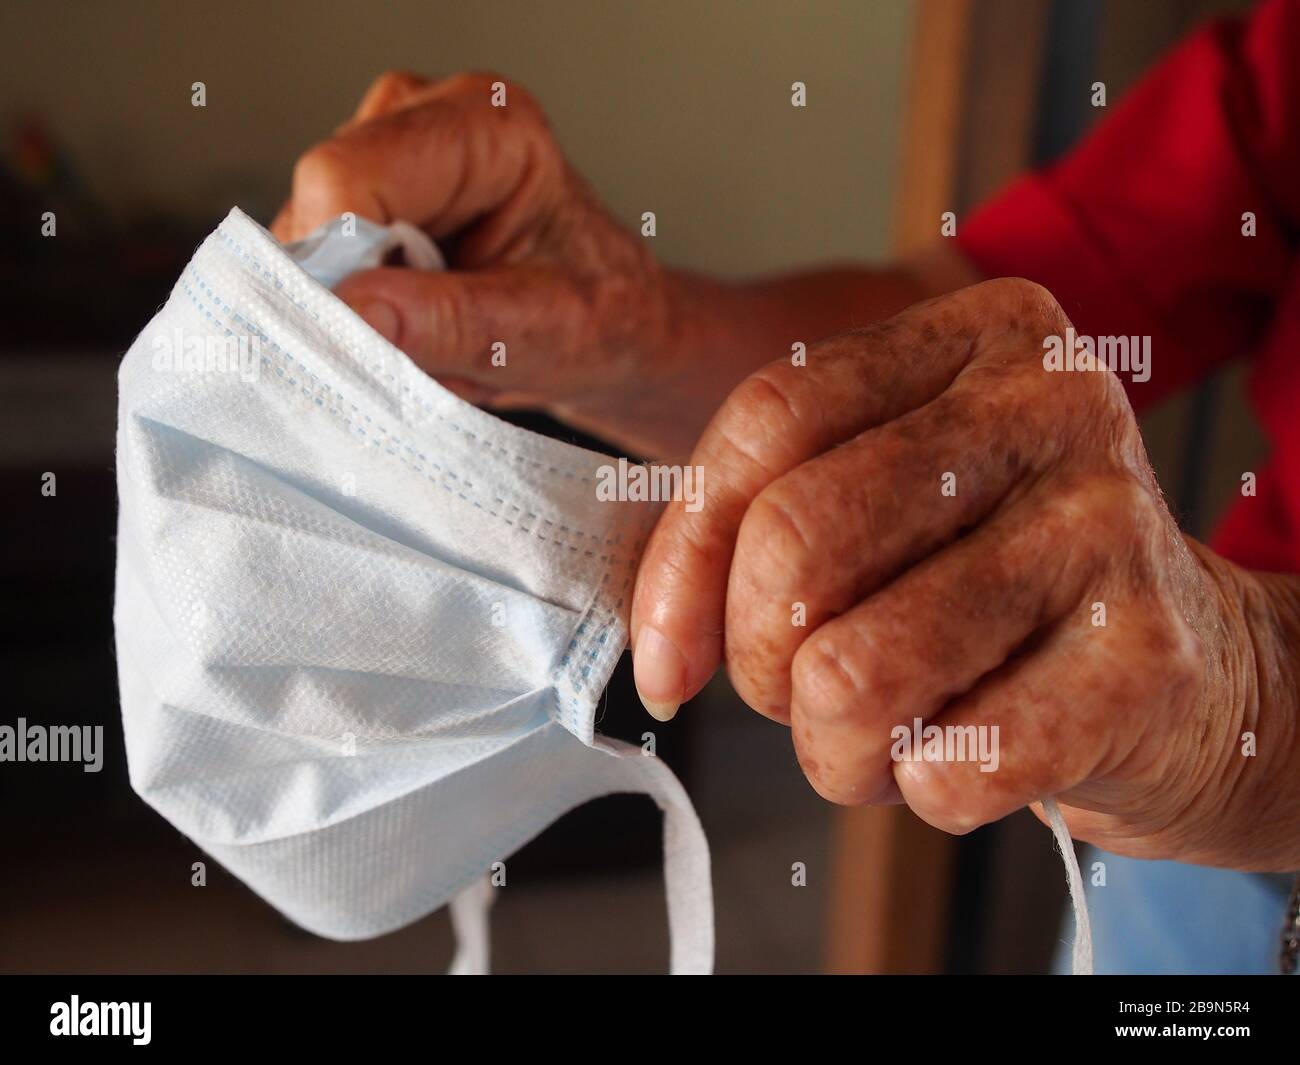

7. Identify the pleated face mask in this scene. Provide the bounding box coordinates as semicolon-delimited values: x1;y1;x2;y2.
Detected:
114;207;713;974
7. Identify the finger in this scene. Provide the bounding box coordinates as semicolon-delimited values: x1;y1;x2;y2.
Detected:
786;473;1104;804
725;359;1073;721
272;72;434;242
630;278;1067;721
343;70;432;129
888;610;1199;836
269;203;295;242
335;265;589;390
280;74;560;245
629;315;974;722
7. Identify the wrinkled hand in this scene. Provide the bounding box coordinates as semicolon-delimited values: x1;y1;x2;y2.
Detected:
631;278;1300;870
274;71;756;458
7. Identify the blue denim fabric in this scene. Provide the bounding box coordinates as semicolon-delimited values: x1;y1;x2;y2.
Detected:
1051;847;1297;974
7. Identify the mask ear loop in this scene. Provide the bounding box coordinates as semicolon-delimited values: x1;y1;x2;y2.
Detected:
385;221;446;272
442;770;1081;976
597;737;716;974
443;741;714;976
447;875;495;975
648;757;716;975
1043;797;1094;974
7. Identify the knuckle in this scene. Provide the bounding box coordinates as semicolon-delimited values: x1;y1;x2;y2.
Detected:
988;276;1067;329
940;363;1045;456
737;483;820;593
292;139;356;196
1036;473;1112;539
654;516;718;598
712;372;800;475
792;634;867;726
393;280;469;359
1098;474;1163;546
365;69;424;101
428;290;467;356
731;370;801;437
1050;473;1158;552
794;621;907;724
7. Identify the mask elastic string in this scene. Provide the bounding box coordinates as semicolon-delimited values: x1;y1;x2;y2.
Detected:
447;874;495;975
598;738;715;974
284;216;445;289
1043;797;1094;975
656;764;715;975
385;221;445;271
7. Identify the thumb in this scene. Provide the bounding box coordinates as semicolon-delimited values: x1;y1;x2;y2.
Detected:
334;266;577;391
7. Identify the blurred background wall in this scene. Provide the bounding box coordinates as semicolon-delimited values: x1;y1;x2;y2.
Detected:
0;0;908;272
0;0;1268;974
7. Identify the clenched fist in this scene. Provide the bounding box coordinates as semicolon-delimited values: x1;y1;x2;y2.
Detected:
631;278;1300;872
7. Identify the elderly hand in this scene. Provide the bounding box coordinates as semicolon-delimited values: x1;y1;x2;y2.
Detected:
274;71;783;458
631;277;1300;871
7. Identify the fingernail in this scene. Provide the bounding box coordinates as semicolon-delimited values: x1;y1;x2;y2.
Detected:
634;625;685;722
359;300;400;343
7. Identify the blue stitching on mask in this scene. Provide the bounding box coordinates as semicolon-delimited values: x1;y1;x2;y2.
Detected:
177;268;629;559
552;528;642;737
213;226;583;484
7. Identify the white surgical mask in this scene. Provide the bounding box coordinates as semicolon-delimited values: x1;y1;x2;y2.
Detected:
114;207;713;974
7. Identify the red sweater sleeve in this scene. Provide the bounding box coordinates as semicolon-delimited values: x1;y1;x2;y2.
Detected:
956;0;1300;414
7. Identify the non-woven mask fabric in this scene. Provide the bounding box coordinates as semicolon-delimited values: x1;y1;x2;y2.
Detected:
114;207;712;974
